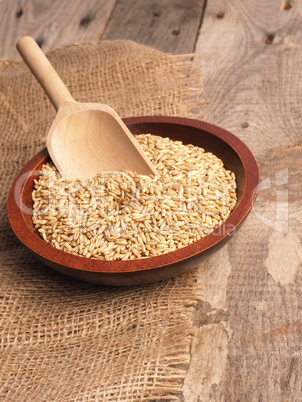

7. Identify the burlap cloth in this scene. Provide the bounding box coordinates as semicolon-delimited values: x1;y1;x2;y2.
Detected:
0;40;205;401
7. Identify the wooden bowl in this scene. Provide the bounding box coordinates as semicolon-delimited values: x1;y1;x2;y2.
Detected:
7;116;259;286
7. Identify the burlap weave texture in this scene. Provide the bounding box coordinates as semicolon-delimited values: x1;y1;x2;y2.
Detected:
0;40;205;401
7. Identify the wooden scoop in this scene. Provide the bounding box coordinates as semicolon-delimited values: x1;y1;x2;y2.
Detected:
16;36;158;180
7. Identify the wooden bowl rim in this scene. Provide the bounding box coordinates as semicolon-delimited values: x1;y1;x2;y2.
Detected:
7;116;259;274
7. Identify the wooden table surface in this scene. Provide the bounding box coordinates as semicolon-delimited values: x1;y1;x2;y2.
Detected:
1;0;302;400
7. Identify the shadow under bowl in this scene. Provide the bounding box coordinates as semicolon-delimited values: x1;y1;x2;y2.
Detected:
7;116;259;286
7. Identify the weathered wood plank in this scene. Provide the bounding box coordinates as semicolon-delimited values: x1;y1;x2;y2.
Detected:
0;0;116;60
102;0;206;54
184;0;302;400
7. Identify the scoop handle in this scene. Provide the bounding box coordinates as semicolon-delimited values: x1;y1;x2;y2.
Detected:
16;36;74;111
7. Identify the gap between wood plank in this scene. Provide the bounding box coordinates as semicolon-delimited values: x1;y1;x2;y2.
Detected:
192;0;208;53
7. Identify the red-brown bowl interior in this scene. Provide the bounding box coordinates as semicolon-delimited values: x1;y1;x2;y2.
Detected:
7;116;259;285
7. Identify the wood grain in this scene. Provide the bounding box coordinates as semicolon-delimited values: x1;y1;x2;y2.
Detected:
0;0;116;60
185;0;302;400
102;0;206;54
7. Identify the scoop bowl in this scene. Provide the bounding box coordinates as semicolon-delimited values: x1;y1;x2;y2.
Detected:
7;116;259;286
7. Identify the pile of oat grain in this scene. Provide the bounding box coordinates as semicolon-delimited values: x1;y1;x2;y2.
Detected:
32;134;237;260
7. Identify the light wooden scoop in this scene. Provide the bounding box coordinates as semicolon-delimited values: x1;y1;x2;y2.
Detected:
16;36;158;180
